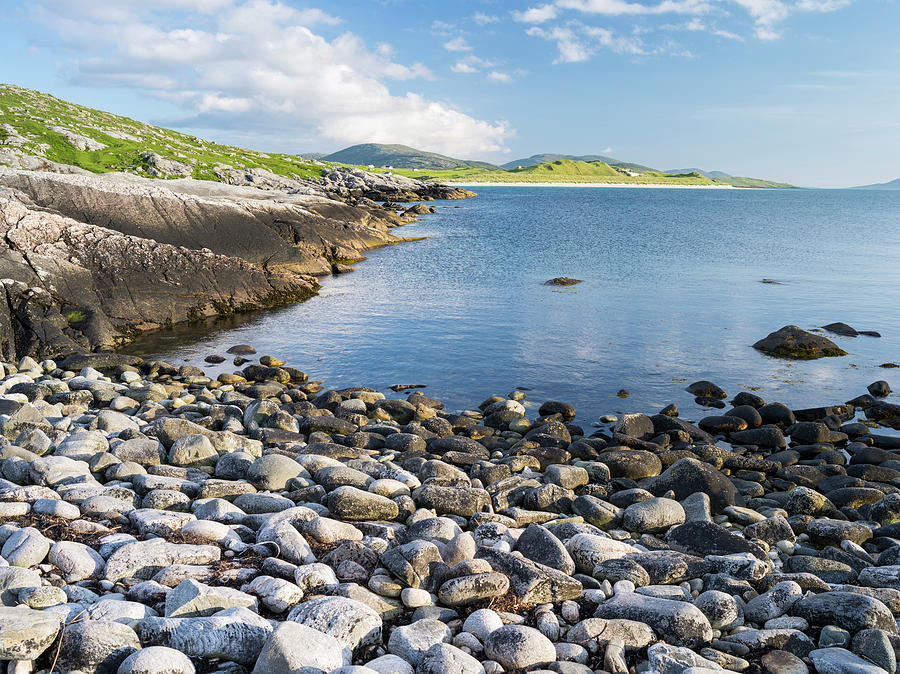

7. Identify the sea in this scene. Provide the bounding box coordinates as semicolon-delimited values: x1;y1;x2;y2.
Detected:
126;186;900;428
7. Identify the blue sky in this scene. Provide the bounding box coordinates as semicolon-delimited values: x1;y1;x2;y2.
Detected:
1;0;898;186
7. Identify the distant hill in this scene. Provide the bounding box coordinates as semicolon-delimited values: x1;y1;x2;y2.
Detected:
511;159;622;178
503;153;622;169
667;168;734;179
852;178;900;190
300;152;327;160
321;143;498;171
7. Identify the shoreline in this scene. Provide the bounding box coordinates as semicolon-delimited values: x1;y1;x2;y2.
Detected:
444;181;737;189
2;350;898;672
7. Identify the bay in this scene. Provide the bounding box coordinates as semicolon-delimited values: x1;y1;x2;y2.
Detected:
127;186;900;426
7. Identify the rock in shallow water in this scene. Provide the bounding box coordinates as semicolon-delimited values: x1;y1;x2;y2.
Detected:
753;325;848;359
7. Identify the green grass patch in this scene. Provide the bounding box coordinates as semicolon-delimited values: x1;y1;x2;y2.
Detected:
64;309;87;324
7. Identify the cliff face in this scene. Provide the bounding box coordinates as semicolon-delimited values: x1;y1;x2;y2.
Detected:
0;166;460;360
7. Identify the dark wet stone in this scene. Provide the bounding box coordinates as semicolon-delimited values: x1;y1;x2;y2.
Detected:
597;450;662;480
647;458;744;513
728;405;763;428
758;403;796;427
538;401;576;421
667;521;767;559
868;381;892;397
686;381;727;399
793;591;897;634
730;425;786;449
821;322;859;337
516;524;576;575
227;345;257;355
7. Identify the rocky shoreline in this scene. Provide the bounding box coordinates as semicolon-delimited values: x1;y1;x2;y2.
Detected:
0;348;898;673
0;164;472;362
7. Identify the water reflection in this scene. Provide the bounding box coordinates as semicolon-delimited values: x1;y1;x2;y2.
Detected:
126;187;900;427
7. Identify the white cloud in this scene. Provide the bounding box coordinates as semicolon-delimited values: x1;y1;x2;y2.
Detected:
452;54;495;73
526;26;590;62
660;17;746;39
30;0;510;155
451;54;509;79
711;28;744;39
453;60;480;74
444;36;472;52
473;12;500;25
430;20;455;35
512;4;560;23
796;0;853;10
527;22;650;61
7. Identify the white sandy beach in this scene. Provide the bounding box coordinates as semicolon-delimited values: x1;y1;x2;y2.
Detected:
446;181;737;189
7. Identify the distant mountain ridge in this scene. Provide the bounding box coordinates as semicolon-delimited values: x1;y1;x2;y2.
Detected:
318;143;498;171
667;168;734;179
851;178;900;190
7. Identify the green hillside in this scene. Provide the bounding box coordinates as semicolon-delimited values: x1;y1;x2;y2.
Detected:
321;143;499;171
0;84;326;181
513;159;622;177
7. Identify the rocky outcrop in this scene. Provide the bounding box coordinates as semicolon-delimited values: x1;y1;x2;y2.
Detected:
0;156;470;360
0;170;402;276
0;184;319;359
322;167;475;201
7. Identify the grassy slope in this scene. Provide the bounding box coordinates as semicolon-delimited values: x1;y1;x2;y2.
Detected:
0;84;326;181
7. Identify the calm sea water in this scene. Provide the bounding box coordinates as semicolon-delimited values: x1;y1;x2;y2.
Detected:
127;186;900;427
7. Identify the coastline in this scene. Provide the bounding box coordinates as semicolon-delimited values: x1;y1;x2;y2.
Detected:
445;181;737;189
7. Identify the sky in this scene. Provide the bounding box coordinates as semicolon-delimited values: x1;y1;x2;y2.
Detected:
1;0;898;187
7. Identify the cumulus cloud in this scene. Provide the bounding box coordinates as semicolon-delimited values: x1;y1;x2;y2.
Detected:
512;4;560;23
28;0;511;155
487;71;514;83
444;36;472;52
452;54;497;74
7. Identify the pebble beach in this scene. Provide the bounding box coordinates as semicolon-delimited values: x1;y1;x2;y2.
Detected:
0;347;898;674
